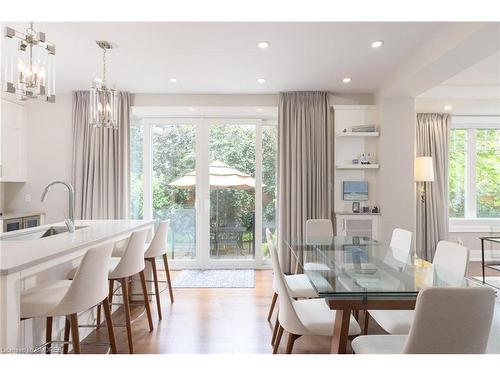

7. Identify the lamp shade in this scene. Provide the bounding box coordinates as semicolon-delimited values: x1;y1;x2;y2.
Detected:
414;157;435;182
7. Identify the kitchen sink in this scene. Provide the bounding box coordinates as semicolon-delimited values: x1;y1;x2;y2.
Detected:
1;225;87;241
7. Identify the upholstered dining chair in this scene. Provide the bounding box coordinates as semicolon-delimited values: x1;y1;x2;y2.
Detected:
265;229;317;346
352;286;495;354
363;228;412;333
269;234;361;354
303;219;333;272
367;240;469;335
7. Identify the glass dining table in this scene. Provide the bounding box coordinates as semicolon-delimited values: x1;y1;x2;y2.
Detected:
284;235;480;354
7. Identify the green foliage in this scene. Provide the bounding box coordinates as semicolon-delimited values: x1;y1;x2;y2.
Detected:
129;121;278;256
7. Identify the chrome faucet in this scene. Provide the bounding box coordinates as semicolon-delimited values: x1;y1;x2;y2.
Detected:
41;181;75;233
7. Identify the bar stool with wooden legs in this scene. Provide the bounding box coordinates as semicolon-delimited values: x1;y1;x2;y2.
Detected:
107;229;153;354
144;220;174;320
21;244;117;354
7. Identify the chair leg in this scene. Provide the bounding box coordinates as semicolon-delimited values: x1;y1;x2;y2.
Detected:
267;292;278;321
63;317;70;354
285;333;301;354
96;304;101;329
271;315;279;346
69;313;80;354
162;254;174;303
363;310;370;335
108;279;115;305
149;258;162;320
140;270;154;331
273;324;284;354
45;317;52;354
121;277;134;354
102;297;117;354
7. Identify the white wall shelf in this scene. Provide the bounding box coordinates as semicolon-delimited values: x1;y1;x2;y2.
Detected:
336;164;379;170
336;131;379;138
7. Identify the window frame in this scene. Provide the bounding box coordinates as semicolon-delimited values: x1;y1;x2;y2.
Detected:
449;116;500;232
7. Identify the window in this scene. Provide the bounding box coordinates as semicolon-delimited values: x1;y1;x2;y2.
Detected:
449;120;500;222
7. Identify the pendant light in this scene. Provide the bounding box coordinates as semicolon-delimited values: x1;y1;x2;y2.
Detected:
89;41;118;129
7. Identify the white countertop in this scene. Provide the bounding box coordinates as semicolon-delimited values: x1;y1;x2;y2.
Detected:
0;212;45;220
0;220;154;275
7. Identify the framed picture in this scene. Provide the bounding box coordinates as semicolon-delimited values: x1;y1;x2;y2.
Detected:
352;201;360;213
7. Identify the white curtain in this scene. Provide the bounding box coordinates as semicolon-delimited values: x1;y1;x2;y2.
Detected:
71;91;130;219
278;92;334;272
416;113;450;261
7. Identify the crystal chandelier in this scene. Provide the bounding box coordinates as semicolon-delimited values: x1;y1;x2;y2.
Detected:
2;22;56;102
89;41;118;129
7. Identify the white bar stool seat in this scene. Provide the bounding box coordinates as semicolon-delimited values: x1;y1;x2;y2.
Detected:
21;244;116;354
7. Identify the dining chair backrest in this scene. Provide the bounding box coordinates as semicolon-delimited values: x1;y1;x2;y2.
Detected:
432;240;469;277
109;229;148;279
403;287;495;353
56;244;113;316
390;228;412;253
268;231;306;334
144;220;170;258
306;219;333;238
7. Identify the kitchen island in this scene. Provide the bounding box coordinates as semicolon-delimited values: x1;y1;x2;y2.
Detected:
0;219;154;353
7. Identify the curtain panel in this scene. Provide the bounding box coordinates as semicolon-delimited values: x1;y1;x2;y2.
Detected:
278;91;334;272
71;91;130;220
416;113;450;261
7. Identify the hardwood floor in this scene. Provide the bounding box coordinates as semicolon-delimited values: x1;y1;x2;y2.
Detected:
81;262;498;354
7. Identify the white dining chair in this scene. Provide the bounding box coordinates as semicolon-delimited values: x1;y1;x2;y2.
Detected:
303;219;333;272
352;286;495;354
364;228;412;333
21;244;117;354
266;229;318;346
367;240;469;335
144;221;174;320
269;235;361;354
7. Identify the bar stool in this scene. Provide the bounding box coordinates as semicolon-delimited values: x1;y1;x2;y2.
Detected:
107;229;153;354
144;220;174;320
21;244;117;354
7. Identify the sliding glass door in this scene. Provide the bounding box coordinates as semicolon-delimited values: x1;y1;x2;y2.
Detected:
131;117;276;269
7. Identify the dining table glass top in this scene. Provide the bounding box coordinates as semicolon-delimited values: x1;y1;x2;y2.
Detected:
284;235;478;299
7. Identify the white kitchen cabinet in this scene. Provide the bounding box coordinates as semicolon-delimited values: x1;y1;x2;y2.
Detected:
0;99;27;182
335;213;380;241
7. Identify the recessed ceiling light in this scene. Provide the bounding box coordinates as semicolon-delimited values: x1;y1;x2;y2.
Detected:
256;108;264;113
188;107;196;113
444;105;453;111
257;41;270;49
342;77;352;83
257;78;266;84
371;40;384;49
169;78;177;83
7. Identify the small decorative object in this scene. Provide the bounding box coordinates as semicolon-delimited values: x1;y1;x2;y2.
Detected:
362;206;370;213
360;153;372;165
352;202;360;213
342;128;347;133
352;125;376;132
371;206;379;213
352;159;359;164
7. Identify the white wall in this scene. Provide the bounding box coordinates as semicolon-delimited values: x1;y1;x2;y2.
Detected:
376;97;417;247
4;94;73;224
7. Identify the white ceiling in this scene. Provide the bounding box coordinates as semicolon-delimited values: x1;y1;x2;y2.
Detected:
417;51;500;114
3;22;447;94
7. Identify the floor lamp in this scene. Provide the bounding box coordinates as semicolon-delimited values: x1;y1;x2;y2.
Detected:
414;156;435;259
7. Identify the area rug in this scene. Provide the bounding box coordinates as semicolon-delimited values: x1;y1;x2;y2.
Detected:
172;269;255;288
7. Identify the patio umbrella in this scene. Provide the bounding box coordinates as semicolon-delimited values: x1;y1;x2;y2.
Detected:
168;160;261;227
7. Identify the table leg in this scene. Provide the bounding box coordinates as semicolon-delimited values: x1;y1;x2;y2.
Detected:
331;308;351;354
481;238;485;284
